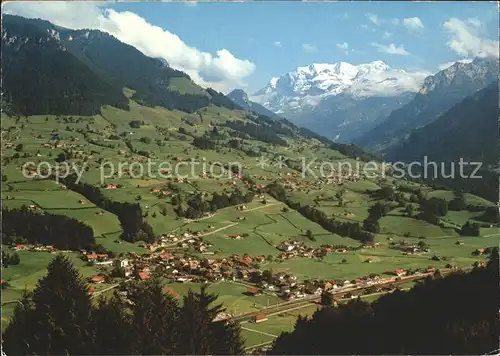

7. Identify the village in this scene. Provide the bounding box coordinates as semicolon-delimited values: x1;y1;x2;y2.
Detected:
10;232;457;305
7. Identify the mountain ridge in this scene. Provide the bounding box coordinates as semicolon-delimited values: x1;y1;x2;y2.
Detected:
227;89;282;119
250;60;429;142
354;57;499;152
1;14;240;116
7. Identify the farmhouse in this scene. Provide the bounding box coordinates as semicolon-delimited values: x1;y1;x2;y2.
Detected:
120;259;129;268
246;287;261;296
387;269;406;277
473;248;485;255
278;243;295;252
162;287;181;299
91;275;105;284
253;314;268;323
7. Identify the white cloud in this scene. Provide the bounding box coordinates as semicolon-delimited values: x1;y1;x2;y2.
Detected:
437;58;474;71
466;17;482;28
366;13;379;26
302;43;318;53
403;17;424;32
370;42;409;56
336;42;349;55
2;1;255;93
442;17;499;58
273;41;282;48
382;31;393;39
365;13;400;27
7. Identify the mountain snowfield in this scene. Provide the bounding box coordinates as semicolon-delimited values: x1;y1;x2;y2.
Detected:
251;60;429;114
248;57;498;144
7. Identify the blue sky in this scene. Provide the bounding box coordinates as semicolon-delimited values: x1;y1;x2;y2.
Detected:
3;1;499;93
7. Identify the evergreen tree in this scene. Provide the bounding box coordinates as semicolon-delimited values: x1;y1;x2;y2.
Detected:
3;255;94;354
2;290;36;356
320;291;334;306
177;286;244;355
92;292;132;354
128;278;179;354
405;204;415;217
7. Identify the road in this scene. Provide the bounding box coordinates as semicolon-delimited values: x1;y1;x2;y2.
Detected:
91;283;120;298
162;201;283;249
162;222;239;248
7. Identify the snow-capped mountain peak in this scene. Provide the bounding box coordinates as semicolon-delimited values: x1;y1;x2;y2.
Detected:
251;60;427;114
419;57;498;95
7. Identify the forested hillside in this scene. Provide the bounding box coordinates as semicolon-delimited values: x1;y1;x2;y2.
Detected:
385;83;499;201
1;16;129;115
386;83;498;165
1;15;240;116
355;57;499;152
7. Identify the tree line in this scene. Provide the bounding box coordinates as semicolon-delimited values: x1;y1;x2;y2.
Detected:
246;114;297;137
269;249;499;355
2;255;244;355
362;201;393;234
2;249;21;267
224;120;288;146
176;189;254;219
58;174;154;243
2;206;95;250
266;182;374;243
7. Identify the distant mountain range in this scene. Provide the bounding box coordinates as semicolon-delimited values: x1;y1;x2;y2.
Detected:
249;61;428;142
355;57;499;152
3;15;373;157
227;89;282;119
385;82;498;202
386;82;498;165
246;58;498;148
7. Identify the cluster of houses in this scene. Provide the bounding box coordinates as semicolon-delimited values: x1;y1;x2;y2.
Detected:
150;187;170;197
276;240;359;260
248;270;402;301
146;232;213;252
78;238;423;302
390;241;430;255
13;244;55;253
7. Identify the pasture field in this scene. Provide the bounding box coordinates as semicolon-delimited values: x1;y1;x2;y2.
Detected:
161;281;282;315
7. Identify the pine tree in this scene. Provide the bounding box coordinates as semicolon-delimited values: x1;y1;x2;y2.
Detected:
3;255;94;354
177;286;244;355
128;277;179;354
2;290;36;355
92;291;132;354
